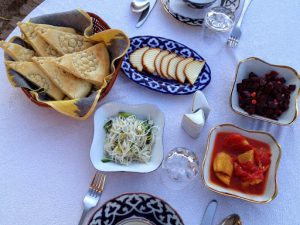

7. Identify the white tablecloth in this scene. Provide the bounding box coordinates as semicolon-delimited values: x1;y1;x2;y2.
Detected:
0;1;299;225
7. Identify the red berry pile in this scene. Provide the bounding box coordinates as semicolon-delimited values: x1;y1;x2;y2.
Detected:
237;71;296;120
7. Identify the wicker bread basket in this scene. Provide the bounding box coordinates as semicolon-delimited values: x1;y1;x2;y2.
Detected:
21;12;122;107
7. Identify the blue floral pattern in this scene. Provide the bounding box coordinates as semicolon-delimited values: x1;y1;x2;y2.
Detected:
89;193;184;225
121;36;211;95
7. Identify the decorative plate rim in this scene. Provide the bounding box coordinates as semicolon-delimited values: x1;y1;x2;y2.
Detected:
229;57;300;126
121;35;211;95
201;123;281;204
88;192;185;225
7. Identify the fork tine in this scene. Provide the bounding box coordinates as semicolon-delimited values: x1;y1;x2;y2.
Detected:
228;36;237;48
232;37;237;47
98;175;106;192
90;172;101;189
231;37;235;46
90;172;106;193
90;172;97;188
234;38;239;47
227;36;233;46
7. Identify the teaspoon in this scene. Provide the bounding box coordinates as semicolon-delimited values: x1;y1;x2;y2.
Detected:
130;0;150;13
220;214;242;225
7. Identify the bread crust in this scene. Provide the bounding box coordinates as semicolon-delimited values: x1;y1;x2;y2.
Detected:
142;48;161;74
184;60;205;85
160;53;176;79
167;56;184;81
175;57;193;84
129;46;149;72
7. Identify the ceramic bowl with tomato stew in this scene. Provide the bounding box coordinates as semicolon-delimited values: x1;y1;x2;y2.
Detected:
230;57;300;125
202;124;281;203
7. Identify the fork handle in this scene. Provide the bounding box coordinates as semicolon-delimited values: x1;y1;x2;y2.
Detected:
78;208;89;225
236;0;253;27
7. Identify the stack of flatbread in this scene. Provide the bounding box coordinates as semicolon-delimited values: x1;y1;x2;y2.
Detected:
129;47;205;85
1;22;110;100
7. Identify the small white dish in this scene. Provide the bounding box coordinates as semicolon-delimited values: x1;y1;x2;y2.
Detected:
90;102;164;173
202;124;281;203
230;57;300;125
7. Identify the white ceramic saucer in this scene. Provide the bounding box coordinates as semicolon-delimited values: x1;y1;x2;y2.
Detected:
161;0;240;26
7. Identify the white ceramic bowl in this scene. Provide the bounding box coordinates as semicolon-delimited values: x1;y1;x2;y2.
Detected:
202;124;281;203
90;102;164;173
230;57;300;125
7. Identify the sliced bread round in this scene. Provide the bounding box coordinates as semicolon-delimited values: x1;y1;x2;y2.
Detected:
167;56;184;80
129;46;149;72
142;48;161;74
176;57;193;84
154;50;169;77
184;60;205;85
160;53;177;79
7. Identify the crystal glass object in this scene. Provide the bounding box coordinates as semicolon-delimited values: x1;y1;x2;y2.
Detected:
204;6;235;32
161;147;200;190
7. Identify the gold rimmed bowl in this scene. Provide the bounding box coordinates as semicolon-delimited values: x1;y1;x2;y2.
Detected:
230;57;300;125
202;124;281;203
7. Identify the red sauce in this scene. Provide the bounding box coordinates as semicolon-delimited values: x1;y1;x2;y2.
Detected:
210;132;271;195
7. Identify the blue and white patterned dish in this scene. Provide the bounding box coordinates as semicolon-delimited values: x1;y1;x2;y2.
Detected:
183;0;217;9
161;0;240;26
88;193;184;225
121;36;211;95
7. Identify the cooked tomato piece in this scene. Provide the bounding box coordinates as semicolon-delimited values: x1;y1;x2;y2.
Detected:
255;148;271;172
223;134;253;152
234;161;264;183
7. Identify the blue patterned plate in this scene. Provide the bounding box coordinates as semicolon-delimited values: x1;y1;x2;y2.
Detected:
121;36;211;95
88;193;184;225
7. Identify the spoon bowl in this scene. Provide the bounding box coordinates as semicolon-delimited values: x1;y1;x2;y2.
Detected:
220;214;242;225
131;0;150;13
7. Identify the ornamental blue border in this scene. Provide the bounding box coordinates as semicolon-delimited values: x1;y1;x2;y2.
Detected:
121;35;211;95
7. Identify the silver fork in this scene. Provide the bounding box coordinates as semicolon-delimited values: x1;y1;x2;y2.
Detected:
227;0;253;47
78;172;106;225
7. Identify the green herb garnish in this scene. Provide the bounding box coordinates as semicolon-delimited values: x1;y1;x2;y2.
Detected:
104;120;112;133
118;112;134;118
101;158;113;163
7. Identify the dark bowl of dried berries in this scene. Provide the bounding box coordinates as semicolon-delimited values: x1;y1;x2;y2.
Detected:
230;57;300;125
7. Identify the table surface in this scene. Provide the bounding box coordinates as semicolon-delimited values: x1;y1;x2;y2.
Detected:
0;1;299;225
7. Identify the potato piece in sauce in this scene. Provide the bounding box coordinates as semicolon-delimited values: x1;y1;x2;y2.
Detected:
213;152;233;186
216;173;231;186
238;150;254;164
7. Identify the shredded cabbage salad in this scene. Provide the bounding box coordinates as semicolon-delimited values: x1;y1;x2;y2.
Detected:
102;112;157;165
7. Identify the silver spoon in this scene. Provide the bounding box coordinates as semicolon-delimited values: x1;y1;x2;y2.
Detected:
130;0;150;13
220;214;242;225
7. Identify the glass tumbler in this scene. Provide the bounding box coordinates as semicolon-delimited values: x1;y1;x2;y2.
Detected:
161;147;200;190
204;6;235;32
